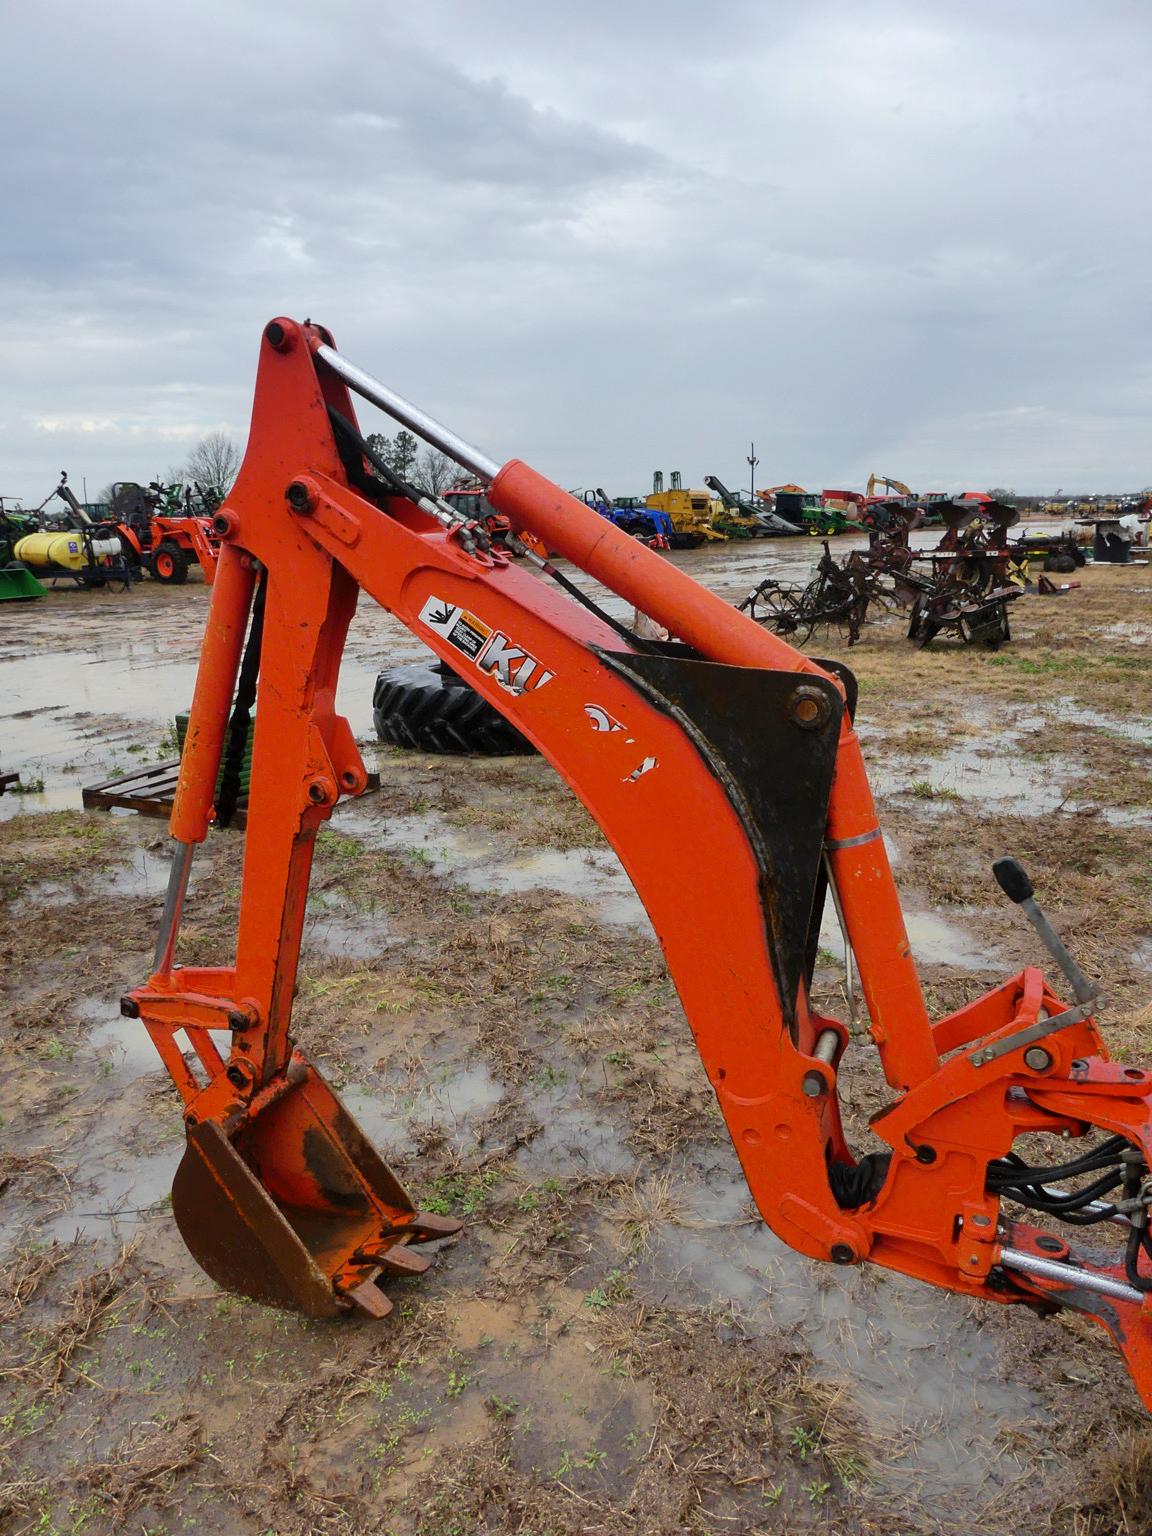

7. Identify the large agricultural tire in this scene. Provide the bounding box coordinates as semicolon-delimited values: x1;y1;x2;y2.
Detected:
372;661;537;756
1043;552;1078;574
151;540;190;584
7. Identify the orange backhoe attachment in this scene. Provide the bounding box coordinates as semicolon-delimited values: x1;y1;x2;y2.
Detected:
128;319;1152;1407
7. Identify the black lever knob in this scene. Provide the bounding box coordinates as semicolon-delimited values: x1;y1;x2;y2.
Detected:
993;856;1098;1006
993;857;1033;905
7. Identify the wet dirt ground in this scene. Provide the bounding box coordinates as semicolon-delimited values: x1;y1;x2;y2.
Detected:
1;541;1150;1536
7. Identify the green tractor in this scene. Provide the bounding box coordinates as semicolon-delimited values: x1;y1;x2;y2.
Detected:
0;502;47;601
769;488;858;536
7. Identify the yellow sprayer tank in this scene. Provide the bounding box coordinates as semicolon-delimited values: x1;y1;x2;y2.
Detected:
14;532;118;570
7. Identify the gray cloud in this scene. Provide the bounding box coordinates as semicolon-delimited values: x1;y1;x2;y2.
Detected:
2;0;1150;502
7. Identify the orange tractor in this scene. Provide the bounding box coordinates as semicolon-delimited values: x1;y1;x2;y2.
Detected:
126;320;1152;1408
109;481;222;584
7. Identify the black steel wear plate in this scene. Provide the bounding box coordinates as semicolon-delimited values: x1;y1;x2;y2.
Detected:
600;651;843;1029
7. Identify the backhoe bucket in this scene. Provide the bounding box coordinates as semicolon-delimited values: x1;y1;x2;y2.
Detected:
0;563;47;601
172;1056;459;1316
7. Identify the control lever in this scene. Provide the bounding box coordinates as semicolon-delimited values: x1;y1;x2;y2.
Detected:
992;857;1098;1005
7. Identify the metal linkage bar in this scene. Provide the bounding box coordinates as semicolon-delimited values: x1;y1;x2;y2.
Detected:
315;344;501;484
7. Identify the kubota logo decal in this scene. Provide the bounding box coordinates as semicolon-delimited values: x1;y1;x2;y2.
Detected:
419;595;554;695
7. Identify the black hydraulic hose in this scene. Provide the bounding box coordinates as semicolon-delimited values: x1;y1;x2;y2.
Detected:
986;1136;1138;1231
216;571;266;829
987;1137;1127;1188
1126;1225;1152;1292
328;407;427;504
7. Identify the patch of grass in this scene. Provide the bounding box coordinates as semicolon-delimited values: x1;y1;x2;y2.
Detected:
908;778;959;800
584;1270;632;1311
423;1169;498;1217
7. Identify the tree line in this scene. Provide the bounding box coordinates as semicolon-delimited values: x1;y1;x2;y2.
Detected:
364;429;461;495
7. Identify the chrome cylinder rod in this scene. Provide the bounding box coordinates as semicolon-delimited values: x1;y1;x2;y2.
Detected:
315;344;500;483
823;851;855;1021
1000;1246;1143;1305
153;840;194;974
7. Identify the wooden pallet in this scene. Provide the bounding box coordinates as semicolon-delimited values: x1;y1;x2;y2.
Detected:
0;770;21;795
82;760;378;829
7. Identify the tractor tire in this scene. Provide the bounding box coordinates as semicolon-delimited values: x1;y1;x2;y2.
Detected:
151;540;190;584
372;661;536;756
1043;552;1078;574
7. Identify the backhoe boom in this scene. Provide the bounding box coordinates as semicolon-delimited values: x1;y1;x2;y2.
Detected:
128;319;1152;1406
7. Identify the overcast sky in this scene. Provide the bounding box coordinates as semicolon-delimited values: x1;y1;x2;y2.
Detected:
2;0;1149;504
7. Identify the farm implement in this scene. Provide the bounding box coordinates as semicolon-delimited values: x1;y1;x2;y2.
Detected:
126;319;1152;1411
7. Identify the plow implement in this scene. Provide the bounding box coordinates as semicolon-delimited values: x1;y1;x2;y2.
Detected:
125;319;1152;1409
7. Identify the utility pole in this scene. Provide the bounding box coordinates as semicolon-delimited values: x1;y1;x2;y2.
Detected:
747;442;760;501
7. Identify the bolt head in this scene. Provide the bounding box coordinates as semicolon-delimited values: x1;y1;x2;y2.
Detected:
286;480;314;514
1023;1046;1053;1072
801;1071;825;1098
789;685;832;731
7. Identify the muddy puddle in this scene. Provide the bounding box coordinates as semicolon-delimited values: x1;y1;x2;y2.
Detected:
343;799;995;969
23;843;173;905
336;803;650;928
639;1140;1039;1508
343;1059;503;1157
866;702;1151;826
76;994;167;1088
304;888;396;960
516;1080;638;1178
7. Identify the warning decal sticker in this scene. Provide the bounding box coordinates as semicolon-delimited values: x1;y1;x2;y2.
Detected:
418;596;493;660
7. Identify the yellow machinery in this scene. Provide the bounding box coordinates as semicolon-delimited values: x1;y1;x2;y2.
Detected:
647;471;726;549
866;473;914;499
15;531;95;570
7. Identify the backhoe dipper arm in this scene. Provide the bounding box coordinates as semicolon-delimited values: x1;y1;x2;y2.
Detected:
130;319;1152;1408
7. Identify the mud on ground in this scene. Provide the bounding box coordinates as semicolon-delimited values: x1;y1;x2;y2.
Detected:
0;556;1150;1535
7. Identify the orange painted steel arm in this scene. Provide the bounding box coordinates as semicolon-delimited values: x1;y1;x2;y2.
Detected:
133;318;1152;1409
170;544;256;845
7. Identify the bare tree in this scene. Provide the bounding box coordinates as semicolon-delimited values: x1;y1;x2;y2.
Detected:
182;432;243;494
417;445;462;497
365;429;420;481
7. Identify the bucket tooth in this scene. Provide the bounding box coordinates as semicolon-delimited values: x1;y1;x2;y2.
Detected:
371;1244;433;1277
341;1277;394;1319
407;1212;464;1243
